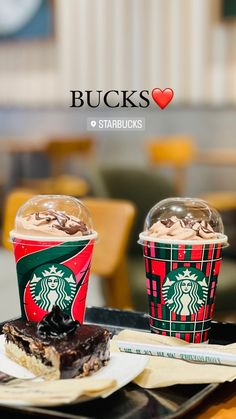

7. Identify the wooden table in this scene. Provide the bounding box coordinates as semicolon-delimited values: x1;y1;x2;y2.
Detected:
197;149;236;166
190;382;236;418
0;137;47;153
194;314;236;418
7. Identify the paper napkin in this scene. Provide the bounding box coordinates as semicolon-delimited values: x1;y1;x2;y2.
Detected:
112;330;236;388
0;378;117;406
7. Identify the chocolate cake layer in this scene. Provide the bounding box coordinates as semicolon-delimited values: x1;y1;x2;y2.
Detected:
3;312;110;379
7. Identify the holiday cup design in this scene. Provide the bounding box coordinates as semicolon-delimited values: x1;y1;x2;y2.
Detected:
142;239;225;343
10;194;97;323
162;267;208;316
139;197;228;343
30;264;77;312
12;235;96;323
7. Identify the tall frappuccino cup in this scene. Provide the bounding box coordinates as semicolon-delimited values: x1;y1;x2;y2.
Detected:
139;198;228;343
10;195;97;323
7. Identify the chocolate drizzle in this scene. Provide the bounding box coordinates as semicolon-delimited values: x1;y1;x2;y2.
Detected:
160;219;174;228
34;210;89;235
160;217;214;234
55;220;88;235
148;215;217;240
37;305;80;339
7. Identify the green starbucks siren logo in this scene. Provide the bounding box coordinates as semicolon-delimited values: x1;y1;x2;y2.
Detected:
30;264;76;311
162;268;208;315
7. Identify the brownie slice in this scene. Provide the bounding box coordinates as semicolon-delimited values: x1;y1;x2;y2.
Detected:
3;306;110;380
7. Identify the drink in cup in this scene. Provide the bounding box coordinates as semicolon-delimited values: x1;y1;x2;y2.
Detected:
10;195;97;323
139;197;228;343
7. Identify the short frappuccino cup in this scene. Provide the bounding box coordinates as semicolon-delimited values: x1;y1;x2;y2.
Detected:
10;195;97;323
139;198;228;343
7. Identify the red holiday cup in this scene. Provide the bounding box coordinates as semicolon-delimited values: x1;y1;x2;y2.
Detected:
10;195;98;323
139;198;228;343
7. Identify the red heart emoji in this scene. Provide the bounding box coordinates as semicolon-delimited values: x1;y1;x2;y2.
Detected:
152;88;174;109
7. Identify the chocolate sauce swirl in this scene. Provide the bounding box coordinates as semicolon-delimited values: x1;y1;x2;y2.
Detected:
34;210;89;235
161;217;214;233
148;216;217;240
37;305;80;339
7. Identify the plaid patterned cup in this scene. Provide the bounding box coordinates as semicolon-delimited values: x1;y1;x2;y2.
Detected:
139;234;228;343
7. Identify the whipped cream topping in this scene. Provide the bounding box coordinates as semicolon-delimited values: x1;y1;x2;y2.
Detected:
37;305;80;339
147;216;218;240
17;210;91;237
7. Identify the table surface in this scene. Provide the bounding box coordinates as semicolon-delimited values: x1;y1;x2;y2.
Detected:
0;138;47;152
1;142;236;160
196;149;236;165
0;308;235;419
189;382;236;419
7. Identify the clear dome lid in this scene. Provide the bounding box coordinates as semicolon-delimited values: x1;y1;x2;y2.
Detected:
140;197;228;244
144;197;224;233
12;194;94;239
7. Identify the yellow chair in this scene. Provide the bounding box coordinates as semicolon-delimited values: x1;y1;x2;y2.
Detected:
21;137;93;194
199;191;236;259
83;198;136;309
2;188;36;251
146;136;196;195
199;192;236;212
45;137;94;177
22;175;90;197
2;190;135;309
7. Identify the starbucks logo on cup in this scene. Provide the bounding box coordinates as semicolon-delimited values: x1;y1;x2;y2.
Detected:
162;268;208;315
30;264;76;311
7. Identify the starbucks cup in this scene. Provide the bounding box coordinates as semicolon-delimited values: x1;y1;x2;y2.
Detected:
139;198;228;343
10;195;98;323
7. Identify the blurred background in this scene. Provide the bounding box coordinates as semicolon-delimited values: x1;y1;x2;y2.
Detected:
0;0;236;322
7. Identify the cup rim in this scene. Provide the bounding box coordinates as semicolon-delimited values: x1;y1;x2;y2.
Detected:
10;230;98;243
138;232;228;247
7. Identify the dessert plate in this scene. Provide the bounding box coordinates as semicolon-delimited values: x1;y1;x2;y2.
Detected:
0;334;148;406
